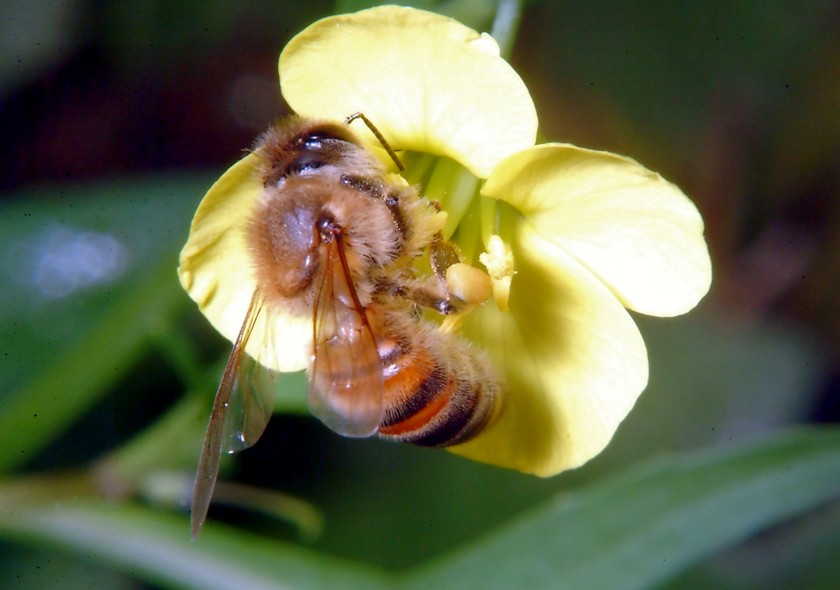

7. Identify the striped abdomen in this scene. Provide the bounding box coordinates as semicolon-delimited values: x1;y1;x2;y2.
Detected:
374;313;501;447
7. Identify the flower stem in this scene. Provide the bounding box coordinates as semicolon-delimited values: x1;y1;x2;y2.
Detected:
491;0;523;60
480;194;499;246
423;157;481;240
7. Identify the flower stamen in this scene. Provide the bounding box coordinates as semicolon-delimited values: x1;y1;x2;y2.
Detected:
479;235;515;312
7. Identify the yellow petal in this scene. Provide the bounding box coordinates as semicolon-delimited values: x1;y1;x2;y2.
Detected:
451;225;648;476
483;144;712;317
279;5;537;178
178;154;310;371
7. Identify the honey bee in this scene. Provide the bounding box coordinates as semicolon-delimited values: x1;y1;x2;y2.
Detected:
190;113;502;537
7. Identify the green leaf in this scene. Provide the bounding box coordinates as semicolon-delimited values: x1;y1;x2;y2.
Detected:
660;500;840;590
1;502;387;590
397;427;840;590
1;428;838;589
0;176;208;473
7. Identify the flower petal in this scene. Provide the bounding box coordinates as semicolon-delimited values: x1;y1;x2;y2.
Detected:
279;5;537;178
482;144;712;317
178;154;310;371
451;225;648;476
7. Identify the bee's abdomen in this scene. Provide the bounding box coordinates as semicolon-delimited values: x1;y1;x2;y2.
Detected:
377;328;500;447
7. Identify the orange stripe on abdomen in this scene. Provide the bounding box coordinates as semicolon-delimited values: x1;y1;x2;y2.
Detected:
379;366;456;436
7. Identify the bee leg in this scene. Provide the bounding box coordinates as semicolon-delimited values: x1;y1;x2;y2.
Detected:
372;276;449;315
429;235;461;281
428;236;491;313
340;173;384;198
375;239;491;315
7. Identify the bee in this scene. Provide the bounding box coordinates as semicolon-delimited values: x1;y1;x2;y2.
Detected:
190;113;502;537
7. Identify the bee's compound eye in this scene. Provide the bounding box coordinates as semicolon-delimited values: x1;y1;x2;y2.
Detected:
298;134;325;150
287;154;326;176
297;126;351;150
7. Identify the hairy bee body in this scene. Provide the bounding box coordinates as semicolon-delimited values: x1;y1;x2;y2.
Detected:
249;115;500;443
191;114;500;536
372;307;500;447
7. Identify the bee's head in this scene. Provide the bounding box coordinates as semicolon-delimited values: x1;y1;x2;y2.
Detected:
257;118;360;186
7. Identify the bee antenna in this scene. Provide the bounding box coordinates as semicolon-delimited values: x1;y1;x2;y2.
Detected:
344;112;405;171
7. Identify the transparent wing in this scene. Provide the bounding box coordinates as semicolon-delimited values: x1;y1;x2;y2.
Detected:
308;238;384;437
221;339;277;455
191;290;276;538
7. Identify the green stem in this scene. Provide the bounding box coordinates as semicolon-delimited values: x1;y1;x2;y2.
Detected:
101;393;207;484
450;195;483;265
0;472;97;509
423;158;481;240
490;0;523;60
400;151;437;186
480;194;499;246
150;324;206;392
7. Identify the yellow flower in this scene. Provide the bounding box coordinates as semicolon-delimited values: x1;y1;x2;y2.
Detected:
178;6;711;478
455;145;711;475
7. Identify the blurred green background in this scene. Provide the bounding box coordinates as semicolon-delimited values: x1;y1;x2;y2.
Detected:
1;1;838;589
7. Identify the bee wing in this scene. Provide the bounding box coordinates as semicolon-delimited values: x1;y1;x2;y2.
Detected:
221;345;277;455
308;238;384;438
191;291;276;538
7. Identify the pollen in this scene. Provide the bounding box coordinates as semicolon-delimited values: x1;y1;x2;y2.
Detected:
445;262;492;307
479;235;514;312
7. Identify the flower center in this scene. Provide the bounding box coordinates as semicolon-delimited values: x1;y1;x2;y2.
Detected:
401;151;514;314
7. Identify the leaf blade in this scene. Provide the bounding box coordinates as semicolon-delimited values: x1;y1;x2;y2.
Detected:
1;501;389;590
398;427;840;590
